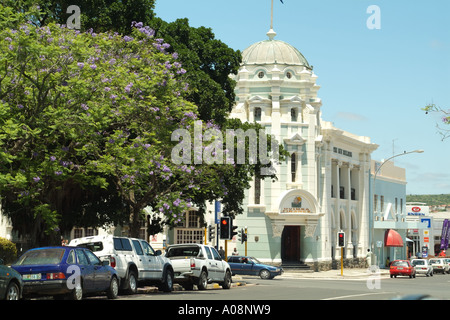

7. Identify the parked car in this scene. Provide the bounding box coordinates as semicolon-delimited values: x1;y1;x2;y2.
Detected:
0;258;23;300
428;258;450;274
165;244;232;290
69;235;173;293
11;246;119;300
389;260;416;278
227;256;283;279
411;259;433;277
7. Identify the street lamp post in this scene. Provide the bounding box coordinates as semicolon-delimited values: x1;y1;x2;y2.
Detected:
370;149;424;268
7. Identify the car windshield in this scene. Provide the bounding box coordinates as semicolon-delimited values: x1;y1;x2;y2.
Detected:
429;259;440;264
412;260;425;266
76;241;104;252
249;257;261;264
166;246;200;258
15;248;65;265
392;261;408;267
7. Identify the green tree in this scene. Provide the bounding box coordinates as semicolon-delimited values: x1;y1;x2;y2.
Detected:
0;6;199;244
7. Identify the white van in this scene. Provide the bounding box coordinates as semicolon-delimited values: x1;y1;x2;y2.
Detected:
69;235;173;293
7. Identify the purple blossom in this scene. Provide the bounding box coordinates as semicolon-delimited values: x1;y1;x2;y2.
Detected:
81;103;89;110
125;82;133;93
173;198;181;207
90;64;97;70
109;58;116;65
33;176;40;182
50;156;56;161
162;165;171;173
55;171;63;176
104;87;111;92
77;62;84;69
123;35;133;42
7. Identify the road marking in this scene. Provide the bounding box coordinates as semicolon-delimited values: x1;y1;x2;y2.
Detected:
322;292;390;300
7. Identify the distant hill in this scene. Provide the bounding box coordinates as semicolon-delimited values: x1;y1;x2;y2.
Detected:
406;194;450;206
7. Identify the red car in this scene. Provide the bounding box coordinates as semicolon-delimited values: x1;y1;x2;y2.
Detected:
390;260;416;278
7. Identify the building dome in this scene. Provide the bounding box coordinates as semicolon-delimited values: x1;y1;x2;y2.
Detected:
242;30;311;69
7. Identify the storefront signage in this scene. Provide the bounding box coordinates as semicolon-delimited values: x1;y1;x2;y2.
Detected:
406;205;429;216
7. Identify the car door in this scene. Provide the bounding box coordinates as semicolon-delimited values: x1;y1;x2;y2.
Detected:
131;239;151;280
210;247;226;280
240;257;254;275
84;249;110;291
75;249;95;292
141;240;163;279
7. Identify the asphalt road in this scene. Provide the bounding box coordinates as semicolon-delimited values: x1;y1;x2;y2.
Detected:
113;271;450;301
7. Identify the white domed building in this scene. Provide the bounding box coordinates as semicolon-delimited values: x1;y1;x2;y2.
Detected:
226;27;379;270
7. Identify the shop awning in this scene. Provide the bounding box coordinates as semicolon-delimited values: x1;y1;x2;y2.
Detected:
384;229;404;247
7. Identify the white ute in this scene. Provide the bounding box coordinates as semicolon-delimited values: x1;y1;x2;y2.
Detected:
165;244;232;290
69;235;174;293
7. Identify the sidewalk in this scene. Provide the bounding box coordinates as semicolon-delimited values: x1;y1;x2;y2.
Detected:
279;267;390;279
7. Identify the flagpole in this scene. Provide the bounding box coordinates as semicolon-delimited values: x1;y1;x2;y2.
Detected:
271;0;274;30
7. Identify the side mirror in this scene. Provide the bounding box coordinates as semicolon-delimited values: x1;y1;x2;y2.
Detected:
102;260;110;266
155;250;162;256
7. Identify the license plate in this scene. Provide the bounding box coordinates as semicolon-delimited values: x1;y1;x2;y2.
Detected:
397;267;403;270
23;273;41;280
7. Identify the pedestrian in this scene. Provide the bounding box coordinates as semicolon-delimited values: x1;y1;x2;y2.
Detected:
366;249;372;267
218;246;225;259
386;256;390;268
232;248;239;256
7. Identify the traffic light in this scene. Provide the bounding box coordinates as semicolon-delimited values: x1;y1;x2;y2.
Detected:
220;217;230;239
238;228;248;244
231;224;238;239
208;224;216;243
338;232;345;247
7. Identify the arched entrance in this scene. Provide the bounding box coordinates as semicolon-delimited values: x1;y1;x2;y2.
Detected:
281;226;300;263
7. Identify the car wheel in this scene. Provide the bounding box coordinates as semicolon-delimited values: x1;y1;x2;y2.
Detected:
222;270;232;289
125;271;138;294
197;270;208;290
5;282;20;300
160;269;174;292
260;269;271;280
67;282;83;300
107;276;119;299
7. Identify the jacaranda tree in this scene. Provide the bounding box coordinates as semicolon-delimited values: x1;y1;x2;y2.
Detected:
0;5;210;245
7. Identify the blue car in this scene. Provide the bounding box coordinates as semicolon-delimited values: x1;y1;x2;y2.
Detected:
227;256;283;279
11;246;119;300
0;258;23;300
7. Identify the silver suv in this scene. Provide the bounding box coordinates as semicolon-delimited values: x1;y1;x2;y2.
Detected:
69;235;173;293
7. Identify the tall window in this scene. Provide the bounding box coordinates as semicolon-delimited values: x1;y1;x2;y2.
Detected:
254;107;261;121
291;108;297;122
291;153;297;182
254;177;261;204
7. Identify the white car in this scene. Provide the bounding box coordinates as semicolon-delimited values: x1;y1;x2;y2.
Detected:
165;244;232;290
411;259;433;277
428;258;450;274
70;235;174;293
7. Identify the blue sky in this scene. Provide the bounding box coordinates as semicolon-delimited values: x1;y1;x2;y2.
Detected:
154;0;450;195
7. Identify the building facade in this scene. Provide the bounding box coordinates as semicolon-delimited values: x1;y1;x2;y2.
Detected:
201;29;382;270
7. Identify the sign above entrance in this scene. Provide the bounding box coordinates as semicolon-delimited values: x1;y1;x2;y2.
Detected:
279;190;317;214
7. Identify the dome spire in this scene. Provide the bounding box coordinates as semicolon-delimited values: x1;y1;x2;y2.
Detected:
268;0;277;40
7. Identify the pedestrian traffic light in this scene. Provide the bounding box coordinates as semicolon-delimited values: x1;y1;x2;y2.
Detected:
208;224;216;243
338;232;345;247
238;228;248;244
220;217;230;239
